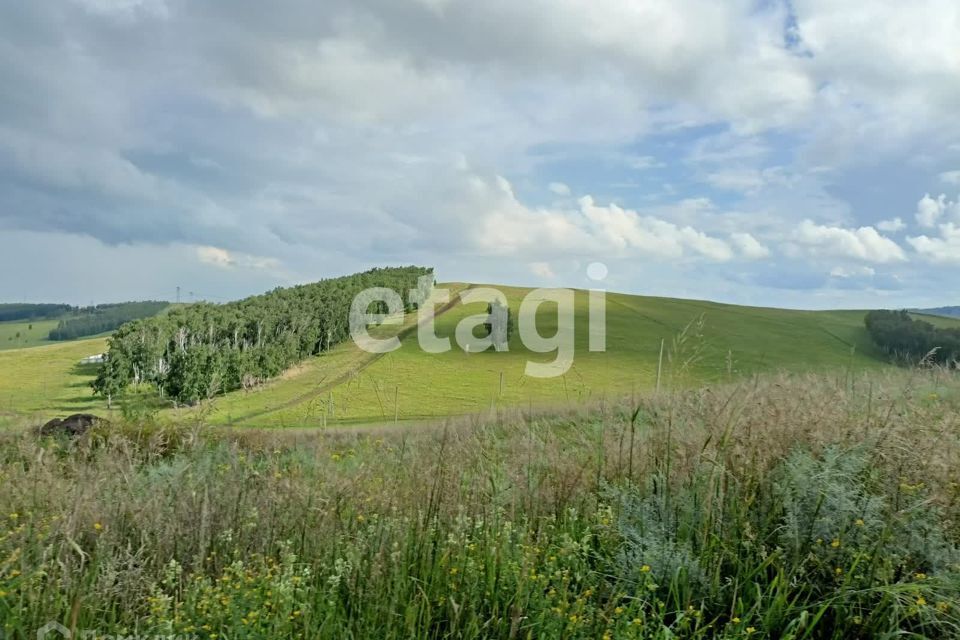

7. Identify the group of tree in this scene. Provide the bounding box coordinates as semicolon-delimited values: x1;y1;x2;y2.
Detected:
48;301;169;340
93;266;433;406
0;303;72;322
865;310;960;366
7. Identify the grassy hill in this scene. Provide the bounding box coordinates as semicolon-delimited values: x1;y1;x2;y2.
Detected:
3;283;959;429
0;319;62;350
202;285;896;427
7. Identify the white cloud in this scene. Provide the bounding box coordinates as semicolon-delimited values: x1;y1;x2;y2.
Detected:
730;232;771;259
908;223;960;264
705;169;765;193
940;170;960;185
548;182;571;196
830;265;875;279
196;245;280;271
792;220;907;263
877;217;906;233
529;261;556;278
916;193;960;228
469;175;734;262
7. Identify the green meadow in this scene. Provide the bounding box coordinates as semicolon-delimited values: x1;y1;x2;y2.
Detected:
2;284;959;429
0;319;60;350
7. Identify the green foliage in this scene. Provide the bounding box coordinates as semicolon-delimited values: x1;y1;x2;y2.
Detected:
2;373;960;638
0;303;71;322
92;267;432;405
866;309;960;365
48;301;168;341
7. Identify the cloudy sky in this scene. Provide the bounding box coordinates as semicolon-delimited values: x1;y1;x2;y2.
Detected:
1;0;958;308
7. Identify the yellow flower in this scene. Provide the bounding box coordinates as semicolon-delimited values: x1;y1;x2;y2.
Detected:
831;539;841;548
94;522;104;532
568;614;578;624
835;567;843;576
640;564;651;573
356;514;365;523
746;627;756;634
614;606;624;615
449;567;458;575
732;617;741;623
632;618;642;626
854;519;864;527
914;572;927;581
917;597;927;607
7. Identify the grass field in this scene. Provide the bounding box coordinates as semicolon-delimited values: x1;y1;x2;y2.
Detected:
0;337;107;426
0;319;60;350
1;371;958;638
1;285;959;428
202;286;898;427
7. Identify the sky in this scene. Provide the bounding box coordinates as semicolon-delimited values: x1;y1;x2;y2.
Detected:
0;0;958;309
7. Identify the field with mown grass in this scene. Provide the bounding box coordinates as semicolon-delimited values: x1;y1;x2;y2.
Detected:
0;370;958;639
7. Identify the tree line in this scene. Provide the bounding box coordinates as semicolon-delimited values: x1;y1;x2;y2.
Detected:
48;301;169;340
0;303;72;322
864;309;960;366
93;267;433;406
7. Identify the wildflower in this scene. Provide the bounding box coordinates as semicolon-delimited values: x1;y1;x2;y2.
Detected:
855;519;864;527
732;617;741;623
356;514;365;523
640;564;651;573
831;539;841;548
568;614;579;624
449;567;458;575
631;618;642;626
8;570;19;578
914;572;927;581
937;602;950;613
917;597;927;607
7;513;17;521
94;522;104;532
614;606;624;615
746;627;756;634
602;633;612;640
853;616;862;625
835;567;843;576
331;453;342;461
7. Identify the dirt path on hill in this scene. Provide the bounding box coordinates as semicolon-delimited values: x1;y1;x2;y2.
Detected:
228;286;471;425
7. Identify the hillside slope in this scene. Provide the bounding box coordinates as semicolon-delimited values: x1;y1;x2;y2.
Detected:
201;285;908;427
5;285;960;428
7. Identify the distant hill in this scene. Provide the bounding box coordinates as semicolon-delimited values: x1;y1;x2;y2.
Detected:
0;301;170;350
47;301;169;341
0;303;73;322
914;306;960;318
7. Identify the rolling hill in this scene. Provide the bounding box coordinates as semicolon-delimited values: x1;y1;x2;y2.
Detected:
3;282;959;429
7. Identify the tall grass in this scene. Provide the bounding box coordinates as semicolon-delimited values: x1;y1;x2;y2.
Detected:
0;370;958;638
